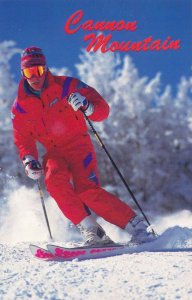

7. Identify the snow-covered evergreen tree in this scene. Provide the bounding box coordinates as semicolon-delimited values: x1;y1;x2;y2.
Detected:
0;41;22;196
76;50;192;213
49;67;71;77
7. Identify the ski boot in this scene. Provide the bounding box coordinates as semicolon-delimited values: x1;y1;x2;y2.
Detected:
125;215;156;245
77;216;114;246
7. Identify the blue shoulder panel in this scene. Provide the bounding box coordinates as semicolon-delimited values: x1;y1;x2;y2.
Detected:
61;77;73;99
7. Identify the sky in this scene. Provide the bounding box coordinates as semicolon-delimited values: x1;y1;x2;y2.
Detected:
0;0;191;93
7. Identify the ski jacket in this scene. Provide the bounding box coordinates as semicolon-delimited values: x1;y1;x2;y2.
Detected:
11;71;109;160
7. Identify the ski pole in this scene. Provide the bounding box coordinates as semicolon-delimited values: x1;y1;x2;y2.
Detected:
37;179;53;240
81;110;156;235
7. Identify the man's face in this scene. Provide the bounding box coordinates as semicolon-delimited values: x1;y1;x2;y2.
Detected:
27;72;46;91
23;65;47;91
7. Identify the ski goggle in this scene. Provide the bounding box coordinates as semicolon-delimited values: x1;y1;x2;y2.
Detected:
22;65;46;79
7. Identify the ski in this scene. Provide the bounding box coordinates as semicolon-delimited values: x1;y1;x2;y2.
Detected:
29;243;127;261
29;244;56;261
47;243;192;261
29;243;192;261
47;243;126;261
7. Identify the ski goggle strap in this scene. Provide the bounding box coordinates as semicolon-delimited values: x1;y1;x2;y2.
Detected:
22;65;47;79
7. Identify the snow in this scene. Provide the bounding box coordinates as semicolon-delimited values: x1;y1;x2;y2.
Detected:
0;234;192;300
0;243;191;300
0;186;192;300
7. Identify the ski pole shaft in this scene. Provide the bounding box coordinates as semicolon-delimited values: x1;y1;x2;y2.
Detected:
82;110;156;235
37;179;53;240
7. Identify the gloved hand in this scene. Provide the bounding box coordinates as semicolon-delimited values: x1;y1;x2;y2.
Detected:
23;155;43;180
68;92;94;116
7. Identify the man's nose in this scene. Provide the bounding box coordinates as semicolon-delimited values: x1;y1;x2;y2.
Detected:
30;74;40;79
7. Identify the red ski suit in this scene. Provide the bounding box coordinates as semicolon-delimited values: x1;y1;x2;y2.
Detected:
12;72;135;227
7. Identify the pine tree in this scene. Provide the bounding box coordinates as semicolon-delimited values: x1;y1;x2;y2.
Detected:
76;50;192;212
0;41;22;195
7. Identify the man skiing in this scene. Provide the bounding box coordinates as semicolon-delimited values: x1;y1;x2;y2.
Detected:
11;46;154;245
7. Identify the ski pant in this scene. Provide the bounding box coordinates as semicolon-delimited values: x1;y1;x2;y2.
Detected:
43;134;135;228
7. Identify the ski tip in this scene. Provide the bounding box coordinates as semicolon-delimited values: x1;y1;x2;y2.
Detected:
29;244;55;260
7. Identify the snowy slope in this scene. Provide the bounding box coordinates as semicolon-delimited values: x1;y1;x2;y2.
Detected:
0;187;192;300
0;232;192;300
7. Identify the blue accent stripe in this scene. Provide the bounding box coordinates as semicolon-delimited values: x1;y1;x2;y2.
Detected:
84;153;93;169
15;102;27;114
61;77;73;99
88;171;99;186
76;80;89;90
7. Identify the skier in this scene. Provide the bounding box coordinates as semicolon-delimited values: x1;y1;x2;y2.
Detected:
11;46;154;246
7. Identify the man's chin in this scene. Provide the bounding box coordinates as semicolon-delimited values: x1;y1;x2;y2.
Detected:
30;82;43;91
27;75;46;91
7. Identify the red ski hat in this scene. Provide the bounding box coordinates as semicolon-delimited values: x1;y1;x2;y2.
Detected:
21;46;47;70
